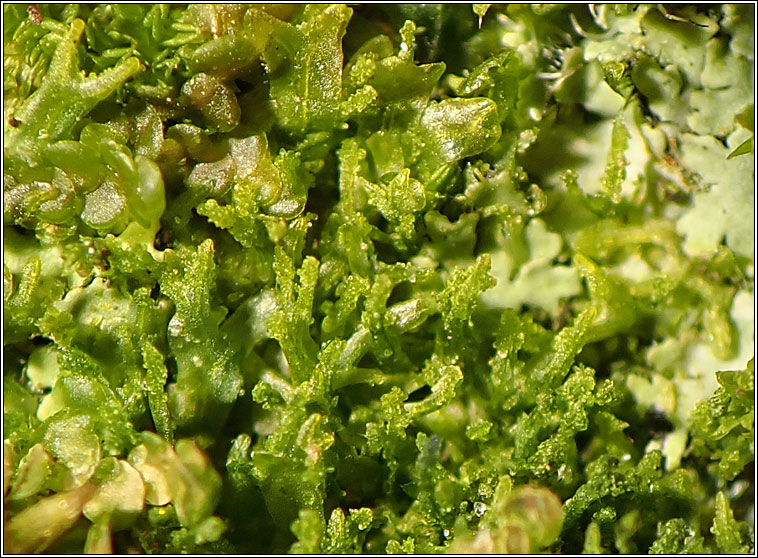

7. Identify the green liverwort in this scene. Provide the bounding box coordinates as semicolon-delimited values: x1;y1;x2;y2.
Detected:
3;4;754;554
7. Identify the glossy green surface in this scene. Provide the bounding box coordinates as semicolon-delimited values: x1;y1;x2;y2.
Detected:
3;4;754;554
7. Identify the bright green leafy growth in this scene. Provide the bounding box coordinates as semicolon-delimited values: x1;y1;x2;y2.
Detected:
3;4;754;555
690;359;754;482
267;5;353;132
727;104;754;160
160;240;243;436
141;342;175;442
601;116;631;203
711;492;751;554
7;19;141;149
648;518;704;554
363;168;425;240
291;507;374;553
437;254;495;333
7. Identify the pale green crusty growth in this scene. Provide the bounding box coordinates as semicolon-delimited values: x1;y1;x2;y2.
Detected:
3;4;754;554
